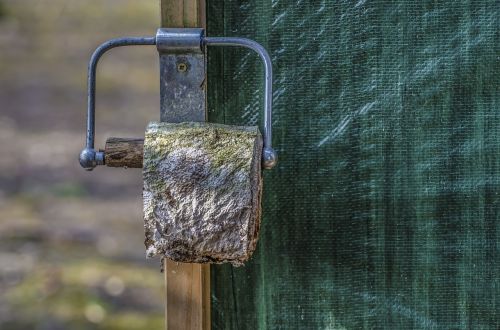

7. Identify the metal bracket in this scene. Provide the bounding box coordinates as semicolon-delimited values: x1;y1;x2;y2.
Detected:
157;28;206;123
79;28;277;170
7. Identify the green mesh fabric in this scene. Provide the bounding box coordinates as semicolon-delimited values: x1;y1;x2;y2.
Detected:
207;1;499;329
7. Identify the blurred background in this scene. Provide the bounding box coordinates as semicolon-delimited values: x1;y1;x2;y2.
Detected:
0;1;166;329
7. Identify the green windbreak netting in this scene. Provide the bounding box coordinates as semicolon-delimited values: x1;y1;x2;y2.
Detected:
207;1;499;329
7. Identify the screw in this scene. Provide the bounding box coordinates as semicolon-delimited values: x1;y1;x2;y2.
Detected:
177;62;188;72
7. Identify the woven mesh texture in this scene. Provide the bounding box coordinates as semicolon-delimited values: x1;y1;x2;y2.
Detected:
207;1;499;328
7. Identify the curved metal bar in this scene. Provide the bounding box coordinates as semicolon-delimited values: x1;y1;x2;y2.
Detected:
204;37;277;169
80;37;156;170
80;33;276;170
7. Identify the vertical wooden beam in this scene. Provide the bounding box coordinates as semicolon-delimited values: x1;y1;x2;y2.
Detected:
160;0;205;28
160;1;209;329
164;262;210;329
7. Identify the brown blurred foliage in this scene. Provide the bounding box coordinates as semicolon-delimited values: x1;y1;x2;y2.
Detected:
0;1;165;329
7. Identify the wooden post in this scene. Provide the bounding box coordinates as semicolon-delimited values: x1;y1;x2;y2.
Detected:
160;0;205;28
160;1;210;329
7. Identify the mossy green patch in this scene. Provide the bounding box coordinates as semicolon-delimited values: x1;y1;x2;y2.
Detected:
144;121;259;172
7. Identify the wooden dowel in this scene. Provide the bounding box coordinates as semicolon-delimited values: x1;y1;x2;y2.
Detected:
104;137;144;168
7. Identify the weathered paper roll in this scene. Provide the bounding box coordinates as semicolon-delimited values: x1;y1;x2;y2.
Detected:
143;122;262;266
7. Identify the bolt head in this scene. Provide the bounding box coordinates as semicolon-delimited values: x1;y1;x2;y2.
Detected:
262;147;277;169
177;62;188;72
79;148;96;171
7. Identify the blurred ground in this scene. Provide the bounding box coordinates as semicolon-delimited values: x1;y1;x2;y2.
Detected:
0;1;165;329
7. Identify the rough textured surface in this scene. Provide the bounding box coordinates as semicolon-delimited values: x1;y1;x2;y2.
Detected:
208;0;500;329
143;122;262;266
105;137;144;168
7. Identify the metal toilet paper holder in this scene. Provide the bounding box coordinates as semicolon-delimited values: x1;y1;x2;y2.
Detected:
79;28;277;171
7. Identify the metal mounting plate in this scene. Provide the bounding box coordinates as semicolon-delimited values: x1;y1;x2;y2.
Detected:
159;53;206;122
156;28;206;123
